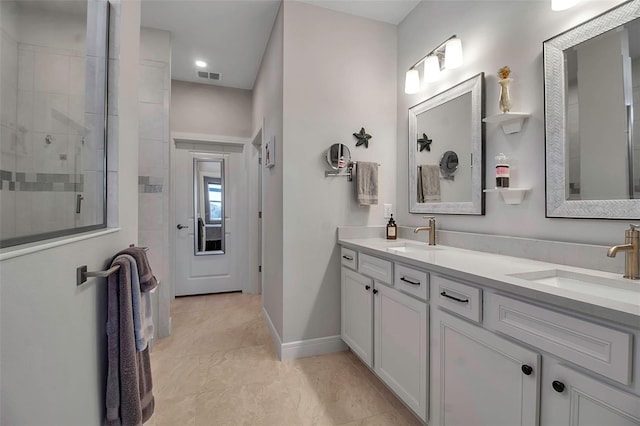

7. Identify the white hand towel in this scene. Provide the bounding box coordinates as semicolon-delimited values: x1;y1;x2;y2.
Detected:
420;164;441;202
356;162;379;206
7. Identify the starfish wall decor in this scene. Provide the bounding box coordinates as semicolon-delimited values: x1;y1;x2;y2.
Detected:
353;127;372;148
417;133;432;152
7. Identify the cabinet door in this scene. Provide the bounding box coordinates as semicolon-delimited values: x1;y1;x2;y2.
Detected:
542;362;640;426
341;267;373;368
431;309;540;426
374;283;428;421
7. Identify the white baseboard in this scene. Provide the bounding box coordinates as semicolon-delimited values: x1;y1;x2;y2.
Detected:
261;307;347;361
280;335;348;361
262;306;283;360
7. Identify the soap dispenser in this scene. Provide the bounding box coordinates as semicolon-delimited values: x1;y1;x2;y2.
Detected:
386;214;397;240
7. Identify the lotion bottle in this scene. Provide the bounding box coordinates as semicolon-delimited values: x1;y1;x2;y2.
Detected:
386;214;397;240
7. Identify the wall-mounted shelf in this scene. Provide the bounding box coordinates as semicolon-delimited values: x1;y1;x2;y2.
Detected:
484;188;531;205
483;112;530;135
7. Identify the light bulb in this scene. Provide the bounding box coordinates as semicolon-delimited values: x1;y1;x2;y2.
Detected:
405;69;420;94
444;37;463;69
423;55;441;82
195;60;207;68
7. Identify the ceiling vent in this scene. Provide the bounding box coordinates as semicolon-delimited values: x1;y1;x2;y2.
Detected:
196;70;222;81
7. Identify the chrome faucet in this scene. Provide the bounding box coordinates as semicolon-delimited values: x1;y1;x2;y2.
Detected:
414;216;436;245
607;224;640;280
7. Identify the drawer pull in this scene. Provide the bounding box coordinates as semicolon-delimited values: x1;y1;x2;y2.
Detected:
342;255;354;261
400;276;421;286
521;365;533;376
440;291;469;303
552;381;565;393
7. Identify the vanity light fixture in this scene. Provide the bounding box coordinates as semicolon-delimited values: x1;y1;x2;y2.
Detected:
551;0;578;11
195;60;207;68
404;35;463;94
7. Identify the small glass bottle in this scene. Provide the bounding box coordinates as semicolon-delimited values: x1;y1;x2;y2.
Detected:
495;153;510;188
386;214;397;240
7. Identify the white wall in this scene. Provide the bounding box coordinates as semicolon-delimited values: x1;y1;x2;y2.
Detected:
281;2;396;343
0;1;141;424
138;26;171;338
171;79;252;137
397;0;631;246
252;4;284;340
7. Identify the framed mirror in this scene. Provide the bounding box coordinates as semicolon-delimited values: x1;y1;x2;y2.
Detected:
409;73;485;215
326;143;351;170
194;158;225;255
544;0;640;219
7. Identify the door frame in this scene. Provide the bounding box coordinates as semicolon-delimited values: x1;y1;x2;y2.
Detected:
169;132;251;304
249;123;264;295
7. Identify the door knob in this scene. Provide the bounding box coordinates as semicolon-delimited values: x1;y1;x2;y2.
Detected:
552;380;565;393
372;289;378;295
521;365;533;375
365;285;371;291
177;224;189;229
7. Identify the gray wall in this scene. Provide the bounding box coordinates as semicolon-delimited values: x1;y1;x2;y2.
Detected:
171;79;253;137
397;0;631;246
281;2;397;343
252;4;284;339
0;1;142;424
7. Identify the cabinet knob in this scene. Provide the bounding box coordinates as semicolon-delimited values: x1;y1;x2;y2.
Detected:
552;380;565;393
373;289;378;295
365;285;371;291
521;365;533;376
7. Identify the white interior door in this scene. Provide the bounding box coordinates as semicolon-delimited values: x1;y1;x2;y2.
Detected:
174;148;242;296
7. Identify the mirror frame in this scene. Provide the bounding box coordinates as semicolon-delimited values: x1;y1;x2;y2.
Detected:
193;157;225;255
409;73;485;215
544;0;640;219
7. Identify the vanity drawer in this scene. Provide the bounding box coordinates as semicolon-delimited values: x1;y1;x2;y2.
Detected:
358;253;393;284
432;275;482;323
486;293;632;385
394;264;429;301
341;248;357;270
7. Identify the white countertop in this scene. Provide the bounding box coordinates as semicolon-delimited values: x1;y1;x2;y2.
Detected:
338;237;640;329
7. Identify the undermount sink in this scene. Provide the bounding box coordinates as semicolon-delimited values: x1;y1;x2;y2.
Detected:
508;269;640;299
386;242;442;253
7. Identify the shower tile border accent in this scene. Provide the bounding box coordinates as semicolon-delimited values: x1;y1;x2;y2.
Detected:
0;169;84;192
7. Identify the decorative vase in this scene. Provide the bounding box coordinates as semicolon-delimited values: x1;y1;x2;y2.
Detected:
498;78;512;113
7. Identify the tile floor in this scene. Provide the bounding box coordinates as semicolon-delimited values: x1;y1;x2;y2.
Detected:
146;292;423;426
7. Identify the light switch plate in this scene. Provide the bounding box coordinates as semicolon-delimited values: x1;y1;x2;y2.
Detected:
384;204;392;218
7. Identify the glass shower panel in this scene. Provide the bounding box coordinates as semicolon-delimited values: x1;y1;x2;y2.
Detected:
0;0;108;247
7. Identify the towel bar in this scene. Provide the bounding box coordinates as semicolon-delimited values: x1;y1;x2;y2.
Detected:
76;246;149;286
325;161;381;182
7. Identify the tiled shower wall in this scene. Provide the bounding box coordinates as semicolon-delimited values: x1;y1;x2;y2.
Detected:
138;27;171;338
0;3;106;240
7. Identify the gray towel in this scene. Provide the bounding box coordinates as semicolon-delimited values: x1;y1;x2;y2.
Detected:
113;247;158;292
419;164;440;202
116;255;154;352
356;162;378;206
105;256;155;426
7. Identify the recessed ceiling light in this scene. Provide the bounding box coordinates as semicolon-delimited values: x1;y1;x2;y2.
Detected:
195;60;207;68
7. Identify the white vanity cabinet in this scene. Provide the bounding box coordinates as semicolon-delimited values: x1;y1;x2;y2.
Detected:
338;238;640;426
374;283;428;421
541;359;640;426
430;308;540;426
341;267;374;367
340;252;428;422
